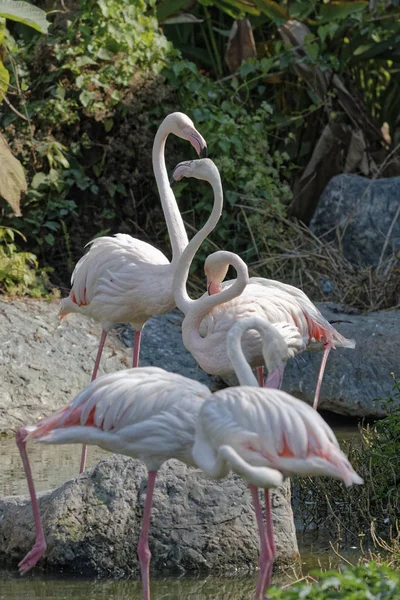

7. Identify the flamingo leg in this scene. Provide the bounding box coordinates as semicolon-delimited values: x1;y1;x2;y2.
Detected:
313;341;332;411
79;329;108;474
250;485;272;600
256;367;264;388
256;489;276;599
16;427;47;574
133;330;142;369
138;470;157;600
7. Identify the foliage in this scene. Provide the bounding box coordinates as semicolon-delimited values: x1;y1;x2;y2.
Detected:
0;0;180;287
295;377;400;543
159;0;400;222
0;226;52;296
165;60;292;267
268;563;400;599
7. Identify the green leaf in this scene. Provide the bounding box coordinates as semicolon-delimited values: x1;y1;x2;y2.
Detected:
0;16;5;44
252;0;288;23
320;1;367;23
157;0;191;23
79;89;94;108
0;0;49;33
31;172;47;189
0;133;26;215
0;58;9;101
97;47;114;61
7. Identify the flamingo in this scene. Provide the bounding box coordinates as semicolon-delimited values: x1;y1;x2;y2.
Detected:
15;368;212;599
16;315;359;599
170;160;354;403
60;113;207;473
206;261;355;405
193;315;363;599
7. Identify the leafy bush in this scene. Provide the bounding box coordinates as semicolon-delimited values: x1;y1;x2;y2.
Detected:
295;378;400;544
0;227;52;297
1;0;292;290
165;60;292;267
268;563;400;599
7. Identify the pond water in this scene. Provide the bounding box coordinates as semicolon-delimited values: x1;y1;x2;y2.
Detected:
0;419;361;599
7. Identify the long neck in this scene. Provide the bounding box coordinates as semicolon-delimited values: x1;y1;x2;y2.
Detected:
227;318;286;386
181;253;249;354
152;123;189;262
173;172;224;314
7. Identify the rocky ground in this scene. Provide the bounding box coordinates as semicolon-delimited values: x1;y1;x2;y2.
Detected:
0;456;298;575
1;298;398;434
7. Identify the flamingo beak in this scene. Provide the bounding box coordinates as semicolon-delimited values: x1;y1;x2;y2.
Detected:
191;134;207;158
207;281;223;295
264;362;286;390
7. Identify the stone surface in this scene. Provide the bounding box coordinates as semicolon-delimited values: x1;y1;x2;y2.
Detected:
223;303;400;418
310;174;400;266
0;299;219;434
0;455;298;575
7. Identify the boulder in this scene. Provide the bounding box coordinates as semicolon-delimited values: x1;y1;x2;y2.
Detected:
310;174;400;266
0;455;298;575
223;303;400;418
0;299;219;434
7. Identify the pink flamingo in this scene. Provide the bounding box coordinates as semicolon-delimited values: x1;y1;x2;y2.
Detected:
15;313;288;596
193;315;363;599
60;113;207;472
16;367;212;598
170;160;354;404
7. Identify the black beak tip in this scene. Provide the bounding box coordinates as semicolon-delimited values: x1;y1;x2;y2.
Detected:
200;146;208;159
207;283;211;296
169;176;177;188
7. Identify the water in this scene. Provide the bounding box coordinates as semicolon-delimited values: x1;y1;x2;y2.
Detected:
0;423;361;598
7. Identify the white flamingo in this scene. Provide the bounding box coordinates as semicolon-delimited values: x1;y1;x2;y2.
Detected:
15;368;211;599
193;316;363;599
170;160;354;403
16;317;360;600
60;113;207;472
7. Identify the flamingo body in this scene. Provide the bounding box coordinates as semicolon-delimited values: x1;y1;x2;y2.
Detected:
60;235;175;331
26;367;211;468
194;386;362;487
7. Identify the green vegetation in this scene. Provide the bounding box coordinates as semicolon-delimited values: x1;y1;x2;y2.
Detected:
0;0;399;306
270;563;400;599
296;378;400;545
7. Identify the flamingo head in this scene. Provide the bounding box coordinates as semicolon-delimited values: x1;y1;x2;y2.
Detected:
170;158;219;190
166;112;207;158
204;251;230;295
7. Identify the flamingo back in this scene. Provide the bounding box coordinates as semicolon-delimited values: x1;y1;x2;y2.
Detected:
25;368;211;467
197;387;363;487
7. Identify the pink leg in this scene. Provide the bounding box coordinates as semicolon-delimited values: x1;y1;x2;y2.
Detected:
133;329;142;369
256;489;276;599
138;470;157;600
313;342;332;411
16;427;47;574
257;367;264;387
250;485;272;600
79;329;108;474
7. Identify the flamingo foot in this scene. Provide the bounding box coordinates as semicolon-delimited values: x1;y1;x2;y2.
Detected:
18;538;47;575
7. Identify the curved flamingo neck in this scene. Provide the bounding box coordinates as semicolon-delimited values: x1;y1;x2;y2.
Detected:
152;120;189;263
173;169;224;314
181;252;249;353
227;317;287;386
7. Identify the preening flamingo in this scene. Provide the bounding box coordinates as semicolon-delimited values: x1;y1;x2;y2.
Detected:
60;113;207;472
206;262;355;406
170;158;354;404
16;368;211;599
193;316;363;599
170;160;306;381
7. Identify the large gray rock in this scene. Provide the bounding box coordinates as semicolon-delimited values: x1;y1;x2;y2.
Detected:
223;303;400;418
0;455;298;575
0;300;219;434
310;174;400;266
